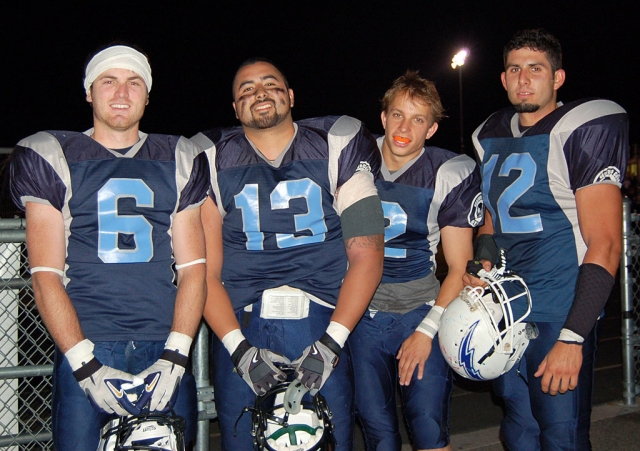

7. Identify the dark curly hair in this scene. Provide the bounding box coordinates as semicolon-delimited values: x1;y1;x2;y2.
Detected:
503;29;562;72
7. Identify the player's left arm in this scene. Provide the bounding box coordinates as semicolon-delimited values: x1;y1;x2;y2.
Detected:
397;225;473;385
136;205;206;412
535;184;622;395
171;205;207;339
292;170;385;393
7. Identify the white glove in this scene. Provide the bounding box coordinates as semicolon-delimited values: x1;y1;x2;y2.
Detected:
136;332;192;412
231;340;290;395
66;339;142;416
293;333;342;395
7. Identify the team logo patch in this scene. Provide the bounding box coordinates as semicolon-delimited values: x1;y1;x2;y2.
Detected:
594;166;621;184
355;161;372;173
468;193;484;227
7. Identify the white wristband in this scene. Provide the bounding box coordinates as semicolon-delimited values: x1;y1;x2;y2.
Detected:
166;331;193;356
558;328;584;344
221;329;246;356
416;305;445;339
325;321;350;348
64;339;95;371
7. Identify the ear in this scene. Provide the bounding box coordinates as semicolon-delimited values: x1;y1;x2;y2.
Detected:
500;72;507;91
288;88;295;108
145;96;149;106
232;101;238;120
553;69;566;91
86;90;92;103
381;111;387;129
425;121;439;140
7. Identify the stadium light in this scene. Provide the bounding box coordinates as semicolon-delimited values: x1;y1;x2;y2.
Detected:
451;49;469;153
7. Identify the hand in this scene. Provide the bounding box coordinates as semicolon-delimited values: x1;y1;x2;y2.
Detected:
396;331;433;386
293;333;341;395
136;332;191;412
136;354;186;412
534;341;583;395
66;339;142;415
74;360;142;416
231;340;290;396
462;259;492;287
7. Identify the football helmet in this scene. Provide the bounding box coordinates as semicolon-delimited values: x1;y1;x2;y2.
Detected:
97;411;186;451
238;370;336;451
439;264;538;381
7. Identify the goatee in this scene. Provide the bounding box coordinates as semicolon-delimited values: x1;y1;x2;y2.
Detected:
514;102;540;113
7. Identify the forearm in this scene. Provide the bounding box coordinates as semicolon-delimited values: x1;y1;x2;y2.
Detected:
203;276;241;340
330;234;384;331
171;264;206;339
31;272;84;353
434;267;467;308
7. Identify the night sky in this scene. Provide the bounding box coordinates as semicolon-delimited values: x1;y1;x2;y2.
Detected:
3;1;638;156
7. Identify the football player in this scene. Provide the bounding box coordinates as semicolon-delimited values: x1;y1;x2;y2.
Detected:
466;29;629;450
349;71;482;451
191;58;385;450
10;44;209;450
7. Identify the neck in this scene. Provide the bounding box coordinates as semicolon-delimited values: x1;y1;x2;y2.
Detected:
243;119;295;161
517;99;559;128
91;124;140;149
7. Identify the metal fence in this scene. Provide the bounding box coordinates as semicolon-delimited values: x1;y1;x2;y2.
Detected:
0;218;216;450
621;198;640;405
2;201;640;448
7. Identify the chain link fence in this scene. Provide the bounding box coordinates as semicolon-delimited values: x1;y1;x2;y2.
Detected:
0;219;53;449
621;198;640;405
0;218;215;450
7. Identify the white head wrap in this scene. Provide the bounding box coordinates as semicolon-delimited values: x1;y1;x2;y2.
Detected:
83;45;152;94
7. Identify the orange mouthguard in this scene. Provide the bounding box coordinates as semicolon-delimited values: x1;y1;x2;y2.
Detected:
393;136;411;143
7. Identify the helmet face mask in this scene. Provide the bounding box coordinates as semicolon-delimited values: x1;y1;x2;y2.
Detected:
97;412;186;451
248;378;335;451
439;273;536;381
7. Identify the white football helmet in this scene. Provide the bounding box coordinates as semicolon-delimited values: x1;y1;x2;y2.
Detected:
439;267;538;381
97;411;186;451
240;374;335;451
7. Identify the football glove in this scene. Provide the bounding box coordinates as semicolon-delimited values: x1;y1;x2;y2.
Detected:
231;340;290;396
293;333;341;395
136;332;192;413
66;339;142;416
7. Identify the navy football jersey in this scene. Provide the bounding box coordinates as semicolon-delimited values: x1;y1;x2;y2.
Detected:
472;99;629;321
375;137;483;284
10;130;209;341
192;116;381;310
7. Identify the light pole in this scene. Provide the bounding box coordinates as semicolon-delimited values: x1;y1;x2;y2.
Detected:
451;49;469;153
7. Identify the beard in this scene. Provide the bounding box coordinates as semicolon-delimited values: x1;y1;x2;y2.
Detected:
244;99;290;129
513;102;540;113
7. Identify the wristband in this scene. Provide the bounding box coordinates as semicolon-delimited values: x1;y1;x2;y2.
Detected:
325;321;350;348
416;305;444;339
165;331;192;356
558;328;584;344
221;329;246;356
65;339;95;372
